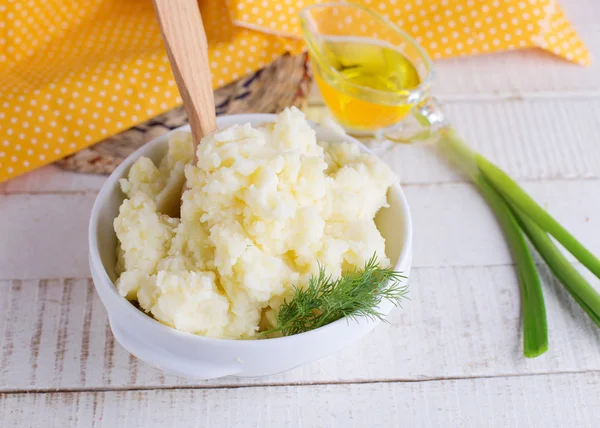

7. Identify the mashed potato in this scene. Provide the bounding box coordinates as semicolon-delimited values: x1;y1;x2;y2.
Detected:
114;107;397;339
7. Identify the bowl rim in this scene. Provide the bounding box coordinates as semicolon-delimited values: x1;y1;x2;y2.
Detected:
89;113;413;346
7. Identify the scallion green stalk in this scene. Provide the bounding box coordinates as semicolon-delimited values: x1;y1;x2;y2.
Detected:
439;128;548;357
439;125;600;356
477;176;548;357
475;154;600;280
510;203;600;328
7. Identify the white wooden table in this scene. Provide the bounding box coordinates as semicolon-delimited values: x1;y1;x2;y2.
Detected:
2;1;600;426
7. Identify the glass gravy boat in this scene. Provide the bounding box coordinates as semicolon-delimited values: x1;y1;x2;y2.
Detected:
300;2;439;138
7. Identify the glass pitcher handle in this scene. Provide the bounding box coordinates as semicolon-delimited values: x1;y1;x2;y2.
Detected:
382;97;450;143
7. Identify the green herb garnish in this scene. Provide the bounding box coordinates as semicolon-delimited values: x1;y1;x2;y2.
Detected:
266;254;408;336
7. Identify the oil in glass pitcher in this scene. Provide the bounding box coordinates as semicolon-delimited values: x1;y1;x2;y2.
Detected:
300;3;434;134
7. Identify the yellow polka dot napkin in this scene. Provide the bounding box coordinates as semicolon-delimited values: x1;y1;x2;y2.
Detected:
231;0;590;63
0;0;589;182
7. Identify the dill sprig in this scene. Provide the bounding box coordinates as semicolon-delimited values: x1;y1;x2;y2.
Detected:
266;254;408;336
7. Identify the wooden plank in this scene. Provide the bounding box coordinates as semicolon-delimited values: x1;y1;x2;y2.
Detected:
1;179;598;280
406;179;600;268
1;260;599;391
432;52;600;100
0;194;95;280
2;98;600;194
1;373;599;427
0;165;106;195
308;98;600;185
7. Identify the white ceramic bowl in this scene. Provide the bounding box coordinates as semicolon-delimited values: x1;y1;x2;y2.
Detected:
89;114;412;379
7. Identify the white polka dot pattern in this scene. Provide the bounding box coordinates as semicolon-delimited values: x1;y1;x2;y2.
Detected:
230;0;588;63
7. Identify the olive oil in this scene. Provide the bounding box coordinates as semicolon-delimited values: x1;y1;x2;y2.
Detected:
310;37;421;132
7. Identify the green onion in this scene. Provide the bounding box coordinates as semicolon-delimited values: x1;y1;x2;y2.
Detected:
439;128;548;357
474;175;548;357
510;204;600;328
438;125;600;357
475;154;600;280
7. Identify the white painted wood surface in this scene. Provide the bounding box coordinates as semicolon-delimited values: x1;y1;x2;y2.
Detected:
2;0;600;426
2;179;598;280
1;264;599;392
2;373;599;427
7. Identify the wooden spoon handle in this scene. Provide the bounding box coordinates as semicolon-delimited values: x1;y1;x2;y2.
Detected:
152;0;217;158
